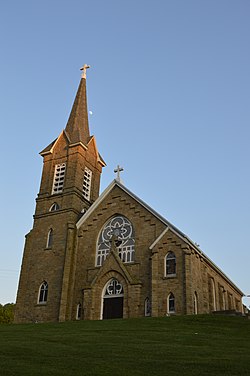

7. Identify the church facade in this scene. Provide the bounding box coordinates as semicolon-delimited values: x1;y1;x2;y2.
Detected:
15;69;243;323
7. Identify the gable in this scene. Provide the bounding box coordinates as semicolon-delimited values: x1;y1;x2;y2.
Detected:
87;136;106;167
76;180;243;296
40;130;70;157
77;182;166;239
91;249;137;287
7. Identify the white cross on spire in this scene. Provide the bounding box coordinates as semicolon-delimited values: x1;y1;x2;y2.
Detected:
114;165;124;183
80;64;90;79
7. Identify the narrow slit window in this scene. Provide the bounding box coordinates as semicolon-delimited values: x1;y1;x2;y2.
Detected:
144;298;151;317
46;229;53;248
76;303;82;320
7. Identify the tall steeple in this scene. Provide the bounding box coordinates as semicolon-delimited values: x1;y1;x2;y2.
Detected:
39;65;105;203
15;67;105;323
64;66;90;146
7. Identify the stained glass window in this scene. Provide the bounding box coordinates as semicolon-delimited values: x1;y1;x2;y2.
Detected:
38;281;48;304
144;297;151;317
165;251;176;276
104;279;124;297
97;215;135;266
168;292;175;313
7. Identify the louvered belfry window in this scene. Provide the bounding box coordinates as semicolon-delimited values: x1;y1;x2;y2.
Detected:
83;167;92;200
52;163;66;194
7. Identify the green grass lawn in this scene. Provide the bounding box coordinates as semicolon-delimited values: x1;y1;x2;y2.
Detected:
0;315;249;376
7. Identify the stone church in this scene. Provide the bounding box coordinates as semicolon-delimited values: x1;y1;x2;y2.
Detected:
15;67;243;323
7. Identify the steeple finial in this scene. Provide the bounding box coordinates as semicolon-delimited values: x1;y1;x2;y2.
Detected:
114;165;124;183
80;64;90;79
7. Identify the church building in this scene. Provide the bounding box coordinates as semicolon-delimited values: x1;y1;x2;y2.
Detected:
15;67;243;323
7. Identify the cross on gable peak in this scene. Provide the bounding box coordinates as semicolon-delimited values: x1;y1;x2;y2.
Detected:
114;165;124;183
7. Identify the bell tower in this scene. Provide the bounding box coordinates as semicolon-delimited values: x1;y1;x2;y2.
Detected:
15;67;105;323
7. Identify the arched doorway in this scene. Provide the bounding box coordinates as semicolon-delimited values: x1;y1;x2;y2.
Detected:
102;278;124;320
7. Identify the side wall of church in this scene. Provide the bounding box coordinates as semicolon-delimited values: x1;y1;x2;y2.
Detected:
152;238;242;317
151;231;189;316
188;250;242;314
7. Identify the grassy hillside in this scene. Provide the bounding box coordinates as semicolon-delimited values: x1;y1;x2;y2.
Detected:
0;315;249;376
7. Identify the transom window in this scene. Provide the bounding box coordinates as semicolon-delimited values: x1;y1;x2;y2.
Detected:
165;251;176;276
52;163;66;194
38;281;48;304
97;215;135;267
83;167;92;200
104;279;124;297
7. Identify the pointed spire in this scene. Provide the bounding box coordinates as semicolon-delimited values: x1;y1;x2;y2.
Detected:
64;66;91;145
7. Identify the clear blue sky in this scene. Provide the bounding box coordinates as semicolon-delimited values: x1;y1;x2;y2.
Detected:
0;0;249;307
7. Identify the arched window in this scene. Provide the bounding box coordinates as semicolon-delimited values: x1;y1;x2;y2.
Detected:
165;252;176;276
228;293;233;310
210;278;216;311
104;279;124;297
222;289;226;310
144;298;151;317
194;292;198;314
76;303;82;320
49;202;60;212
219;286;226;310
38;281;48;304
46;228;53;248
96;215;135;266
167;292;175;314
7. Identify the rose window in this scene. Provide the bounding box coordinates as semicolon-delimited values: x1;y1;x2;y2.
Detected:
97;215;135;266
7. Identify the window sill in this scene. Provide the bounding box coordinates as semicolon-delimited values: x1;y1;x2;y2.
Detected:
94;261;138;268
44;247;52;251
163;274;177;279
